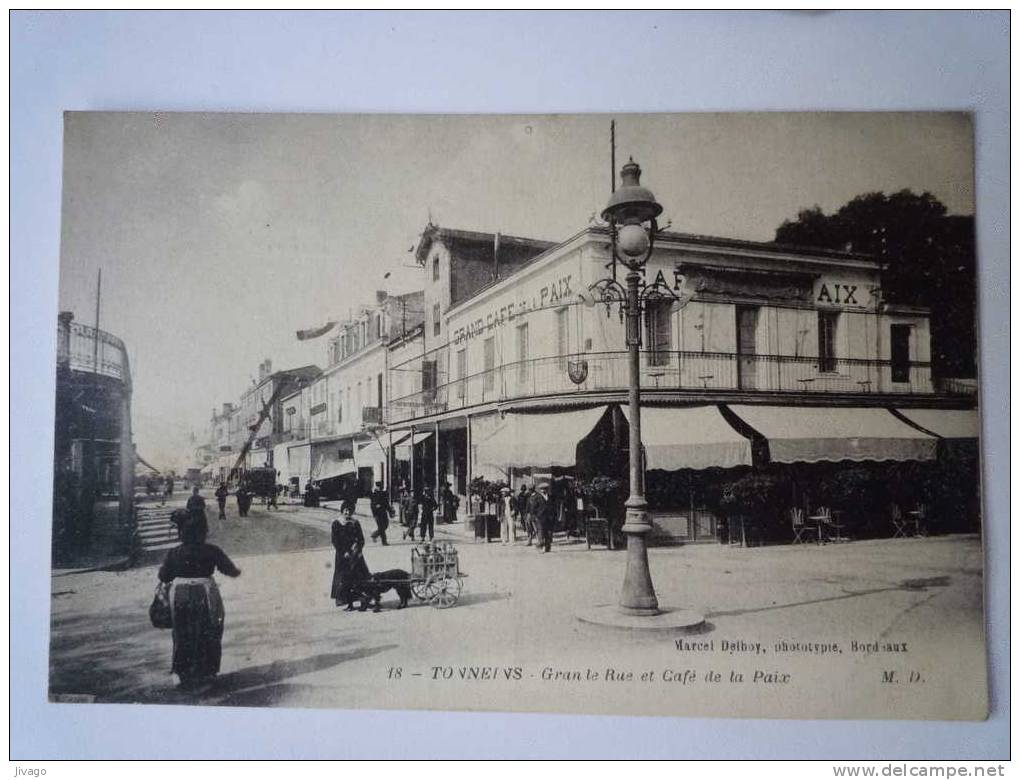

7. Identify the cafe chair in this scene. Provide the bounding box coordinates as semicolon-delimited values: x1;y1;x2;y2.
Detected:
911;504;929;538
825;509;848;543
890;503;910;538
790;507;820;545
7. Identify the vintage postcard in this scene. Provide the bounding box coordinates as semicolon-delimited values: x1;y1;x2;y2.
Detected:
49;112;985;719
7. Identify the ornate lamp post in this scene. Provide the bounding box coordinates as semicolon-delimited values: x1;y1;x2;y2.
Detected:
581;158;700;627
600;157;664;615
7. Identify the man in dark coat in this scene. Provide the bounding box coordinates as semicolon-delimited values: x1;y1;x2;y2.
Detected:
528;481;556;553
186;486;206;514
369;481;393;545
417;487;438;542
214;483;229;520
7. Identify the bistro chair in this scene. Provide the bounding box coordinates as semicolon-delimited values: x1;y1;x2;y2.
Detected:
824;509;848;543
890;503;910;538
911;504;929;538
790;507;820;545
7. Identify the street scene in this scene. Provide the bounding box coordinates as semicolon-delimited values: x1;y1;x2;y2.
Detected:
49;112;985;720
50;489;984;718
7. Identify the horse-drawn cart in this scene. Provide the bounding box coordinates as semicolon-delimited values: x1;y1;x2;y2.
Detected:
409;541;465;608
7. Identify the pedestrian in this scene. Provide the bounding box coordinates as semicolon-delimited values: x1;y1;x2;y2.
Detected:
236;483;252;518
214;483;228;520
186;485;206;514
331;510;370;611
516;484;529;542
163;475;174;505
402;489;420;541
340;483;357;516
369;481;393;545
267;484;279;510
500;486;517;544
157;509;241;689
441;482;459;524
529;481;556;553
417;487;438;541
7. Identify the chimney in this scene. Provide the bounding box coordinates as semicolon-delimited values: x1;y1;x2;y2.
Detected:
264;358;272;377
222;403;232;416
376;290;388;305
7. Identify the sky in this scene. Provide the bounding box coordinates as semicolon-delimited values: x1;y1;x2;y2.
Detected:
58;112;975;469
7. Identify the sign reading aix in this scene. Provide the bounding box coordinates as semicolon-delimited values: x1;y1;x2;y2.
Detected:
813;278;881;309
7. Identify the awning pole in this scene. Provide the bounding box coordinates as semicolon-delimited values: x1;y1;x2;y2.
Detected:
466;414;473;514
410;424;416;496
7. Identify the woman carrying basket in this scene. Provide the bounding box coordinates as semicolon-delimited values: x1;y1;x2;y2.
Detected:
157;509;241;688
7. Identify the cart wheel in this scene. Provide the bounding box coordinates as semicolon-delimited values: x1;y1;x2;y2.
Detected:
410;580;428;601
427;573;461;609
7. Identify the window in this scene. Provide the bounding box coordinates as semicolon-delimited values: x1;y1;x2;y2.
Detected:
555;308;570;367
818;311;839;373
890;324;911;383
432;254;440;282
483;337;496;393
377;372;384;407
337;390;343;422
645;301;672;367
433;303;441;337
376;314;383;340
516;323;529;384
422;360;438;395
456;349;467;399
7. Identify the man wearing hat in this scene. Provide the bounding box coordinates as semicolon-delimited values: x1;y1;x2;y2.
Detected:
528;481;556;553
499;486;517;544
369;481;393;546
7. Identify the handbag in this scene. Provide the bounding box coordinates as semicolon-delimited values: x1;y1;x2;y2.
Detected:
149;582;173;629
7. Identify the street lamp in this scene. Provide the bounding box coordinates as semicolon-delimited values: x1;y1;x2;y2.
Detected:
600;157;664;615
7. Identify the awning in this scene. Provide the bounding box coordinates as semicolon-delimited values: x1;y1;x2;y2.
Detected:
356;438;387;467
619;405;752;470
393;431;434;460
312;446;357;480
474;407;608;470
726;405;937;464
895;409;980;440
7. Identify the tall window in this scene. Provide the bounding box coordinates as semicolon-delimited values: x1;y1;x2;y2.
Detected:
456;349;467;399
890;324;911;383
516;323;529;385
555;308;570;367
337;390;343;422
377;372;384;407
483;337;496;393
818;311;839;373
433;303;441;337
432;254;440;282
422;360;438;396
645;301;672;367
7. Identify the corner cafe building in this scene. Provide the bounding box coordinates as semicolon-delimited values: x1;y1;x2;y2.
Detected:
385;225;979;543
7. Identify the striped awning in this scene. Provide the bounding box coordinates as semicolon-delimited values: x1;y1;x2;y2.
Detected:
619;405;753;470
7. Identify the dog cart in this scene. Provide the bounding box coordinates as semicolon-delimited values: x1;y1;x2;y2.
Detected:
410;541;465;609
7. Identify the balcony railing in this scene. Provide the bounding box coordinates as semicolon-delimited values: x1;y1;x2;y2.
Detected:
56;321;129;383
387;350;950;424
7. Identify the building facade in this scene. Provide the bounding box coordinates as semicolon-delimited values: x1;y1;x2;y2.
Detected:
385;225;978;542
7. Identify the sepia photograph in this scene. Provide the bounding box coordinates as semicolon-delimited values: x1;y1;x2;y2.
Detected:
46;110;986;720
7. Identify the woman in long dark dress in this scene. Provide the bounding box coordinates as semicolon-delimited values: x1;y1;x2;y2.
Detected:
330;511;370;611
158;510;241;687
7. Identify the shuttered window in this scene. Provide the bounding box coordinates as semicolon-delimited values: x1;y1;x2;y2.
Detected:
645;301;672;366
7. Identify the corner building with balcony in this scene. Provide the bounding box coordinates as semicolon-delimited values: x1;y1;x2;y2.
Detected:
386;225;979;543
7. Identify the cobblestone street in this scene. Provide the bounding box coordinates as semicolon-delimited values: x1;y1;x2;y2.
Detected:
48;490;987;719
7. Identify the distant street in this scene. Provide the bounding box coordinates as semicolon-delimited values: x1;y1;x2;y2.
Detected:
49;488;986;719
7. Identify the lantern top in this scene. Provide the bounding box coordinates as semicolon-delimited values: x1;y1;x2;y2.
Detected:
601;157;663;224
